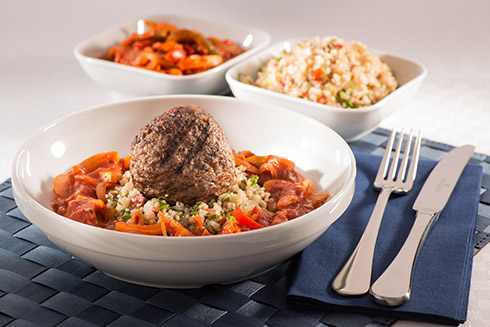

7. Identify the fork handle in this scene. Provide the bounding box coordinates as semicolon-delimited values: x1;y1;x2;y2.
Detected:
332;188;392;295
369;211;436;306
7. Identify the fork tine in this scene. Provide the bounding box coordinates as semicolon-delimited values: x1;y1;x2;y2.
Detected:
404;130;422;188
377;128;398;181
387;128;404;180
396;129;414;182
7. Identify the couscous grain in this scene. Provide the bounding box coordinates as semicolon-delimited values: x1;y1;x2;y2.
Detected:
251;36;397;108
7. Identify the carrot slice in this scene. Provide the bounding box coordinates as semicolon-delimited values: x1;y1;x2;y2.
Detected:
218;219;241;234
115;222;163;235
160;221;167;236
169;220;194;236
201;229;213;236
190;216;204;235
157;212;194;236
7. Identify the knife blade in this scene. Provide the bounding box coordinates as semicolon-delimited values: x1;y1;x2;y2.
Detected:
369;145;475;307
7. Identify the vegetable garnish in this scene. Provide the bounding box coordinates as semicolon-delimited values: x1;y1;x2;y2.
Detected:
100;21;245;75
51;150;330;236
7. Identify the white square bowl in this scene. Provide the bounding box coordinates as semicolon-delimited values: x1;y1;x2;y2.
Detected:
226;38;427;142
74;14;270;96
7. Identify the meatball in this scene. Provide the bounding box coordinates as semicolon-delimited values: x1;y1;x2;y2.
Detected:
130;104;236;204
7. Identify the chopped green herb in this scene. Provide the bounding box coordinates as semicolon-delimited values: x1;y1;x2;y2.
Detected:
227;213;237;223
348;83;355;89
189;202;203;216
250;175;259;186
157;196;169;211
121;210;131;222
241;179;247;187
341;99;358;108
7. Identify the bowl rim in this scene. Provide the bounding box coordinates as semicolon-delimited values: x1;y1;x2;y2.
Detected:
12;94;356;245
73;13;271;81
225;36;428;114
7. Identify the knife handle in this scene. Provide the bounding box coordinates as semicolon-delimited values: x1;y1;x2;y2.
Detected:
332;187;392;295
369;211;436;306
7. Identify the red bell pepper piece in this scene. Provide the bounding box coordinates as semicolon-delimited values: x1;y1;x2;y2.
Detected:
234;206;264;230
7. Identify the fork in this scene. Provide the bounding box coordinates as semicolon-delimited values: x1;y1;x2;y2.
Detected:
331;127;422;296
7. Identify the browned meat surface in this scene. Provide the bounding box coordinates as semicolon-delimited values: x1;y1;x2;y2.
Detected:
130;104;236;204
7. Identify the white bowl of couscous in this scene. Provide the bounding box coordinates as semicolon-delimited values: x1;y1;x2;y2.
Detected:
12;95;356;288
226;36;427;142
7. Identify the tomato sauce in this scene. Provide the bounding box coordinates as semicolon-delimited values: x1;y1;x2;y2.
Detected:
233;151;329;226
51;151;130;228
51;151;329;235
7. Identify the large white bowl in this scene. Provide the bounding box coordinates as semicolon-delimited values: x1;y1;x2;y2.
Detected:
226;37;427;142
74;14;270;96
12;95;355;288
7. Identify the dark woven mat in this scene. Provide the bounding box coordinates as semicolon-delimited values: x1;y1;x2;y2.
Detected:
1;128;489;327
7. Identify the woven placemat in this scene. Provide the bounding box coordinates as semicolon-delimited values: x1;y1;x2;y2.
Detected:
1;128;489;327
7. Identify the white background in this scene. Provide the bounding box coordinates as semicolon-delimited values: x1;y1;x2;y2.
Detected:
1;1;490;325
1;0;490;181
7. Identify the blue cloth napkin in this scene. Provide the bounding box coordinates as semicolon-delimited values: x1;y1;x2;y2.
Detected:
288;151;483;325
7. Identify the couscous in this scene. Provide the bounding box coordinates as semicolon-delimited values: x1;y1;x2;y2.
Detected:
249;36;398;108
50;150;330;236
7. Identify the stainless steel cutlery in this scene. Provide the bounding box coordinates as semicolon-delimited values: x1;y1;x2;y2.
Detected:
370;144;474;306
332;128;422;296
331;126;474;307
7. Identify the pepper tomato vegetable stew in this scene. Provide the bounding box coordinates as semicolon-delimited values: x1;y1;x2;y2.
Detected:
99;20;245;75
50;105;330;236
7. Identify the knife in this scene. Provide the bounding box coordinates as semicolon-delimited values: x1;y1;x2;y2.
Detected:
369;144;475;307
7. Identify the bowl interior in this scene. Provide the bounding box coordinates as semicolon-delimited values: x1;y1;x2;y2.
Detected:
14;96;355;217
